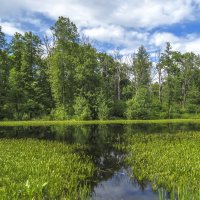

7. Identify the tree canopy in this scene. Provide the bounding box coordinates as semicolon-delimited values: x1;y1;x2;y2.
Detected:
0;17;200;120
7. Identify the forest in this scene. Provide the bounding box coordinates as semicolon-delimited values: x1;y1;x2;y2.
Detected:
0;16;200;120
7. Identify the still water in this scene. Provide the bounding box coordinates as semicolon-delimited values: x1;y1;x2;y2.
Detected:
0;123;199;199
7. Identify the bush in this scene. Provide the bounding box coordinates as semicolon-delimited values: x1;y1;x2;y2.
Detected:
73;96;91;120
110;100;126;118
97;101;110;120
96;91;110;120
51;105;69;120
125;88;151;119
186;104;200;114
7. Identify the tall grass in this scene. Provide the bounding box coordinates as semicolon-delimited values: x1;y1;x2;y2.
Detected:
0;139;94;199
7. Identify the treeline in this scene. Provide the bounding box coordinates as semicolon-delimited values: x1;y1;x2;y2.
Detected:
0;16;200;120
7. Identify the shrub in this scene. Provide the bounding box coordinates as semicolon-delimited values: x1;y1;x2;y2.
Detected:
73;96;91;120
110;100;126;118
51;105;69;120
125;88;151;119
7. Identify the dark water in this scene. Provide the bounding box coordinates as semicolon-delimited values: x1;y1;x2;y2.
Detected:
0;123;200;200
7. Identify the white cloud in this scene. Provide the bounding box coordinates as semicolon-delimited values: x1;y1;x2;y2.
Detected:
110;0;194;28
83;25;150;50
105;31;200;57
150;32;179;47
82;25;124;43
185;39;200;52
1;0;200;55
150;32;200;54
0;0;198;29
0;21;24;35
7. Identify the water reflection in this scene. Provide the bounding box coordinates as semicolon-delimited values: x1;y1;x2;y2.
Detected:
0;123;200;199
92;168;158;200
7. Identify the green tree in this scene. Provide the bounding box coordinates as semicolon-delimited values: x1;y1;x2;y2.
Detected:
49;17;79;118
1;17;200;120
73;96;91;120
177;52;198;109
132;45;152;91
160;43;177;118
0;27;10;119
8;32;50;119
96;90;110;120
75;44;101;119
97;53;116;101
126;87;152;119
126;46;152;119
113;50;129;101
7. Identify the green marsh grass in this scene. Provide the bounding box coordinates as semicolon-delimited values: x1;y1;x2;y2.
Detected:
1;119;200;126
118;131;200;199
0;139;94;199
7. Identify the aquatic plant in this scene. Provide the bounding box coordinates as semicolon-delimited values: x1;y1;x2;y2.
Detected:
119;131;200;199
0;139;94;199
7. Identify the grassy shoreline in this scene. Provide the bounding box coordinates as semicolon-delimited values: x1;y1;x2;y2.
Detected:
0;118;200;126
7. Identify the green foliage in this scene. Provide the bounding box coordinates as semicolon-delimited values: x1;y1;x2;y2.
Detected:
49;17;80;114
97;101;110;120
0;26;9;119
1;21;200;120
151;94;163;119
51;16;79;45
126;88;151;119
122;84;135;100
0;139;94;199
119;132;200;199
50;105;70;120
110;100;126;118
132;45;152;90
97;53;116;100
73;96;91;120
7;32;51;120
0;26;6;48
96;91;110;120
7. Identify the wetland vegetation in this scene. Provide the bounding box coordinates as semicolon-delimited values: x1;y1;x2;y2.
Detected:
0;139;94;199
0;123;200;199
118;131;200;200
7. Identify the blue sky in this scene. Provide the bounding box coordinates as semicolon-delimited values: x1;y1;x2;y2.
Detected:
1;0;200;56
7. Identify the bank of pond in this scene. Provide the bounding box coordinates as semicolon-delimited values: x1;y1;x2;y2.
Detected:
1;118;200;127
0;123;200;199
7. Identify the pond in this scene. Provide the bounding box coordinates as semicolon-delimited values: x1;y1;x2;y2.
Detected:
0;123;200;199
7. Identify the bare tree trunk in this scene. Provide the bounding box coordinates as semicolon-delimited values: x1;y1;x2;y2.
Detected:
156;50;163;104
113;50;122;101
117;75;121;100
158;68;162;103
182;81;186;108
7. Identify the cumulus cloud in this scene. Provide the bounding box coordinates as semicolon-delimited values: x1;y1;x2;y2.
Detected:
110;0;195;28
1;0;200;55
106;31;200;57
82;25;150;51
0;21;24;35
82;25;124;43
150;32;200;54
0;0;198;29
